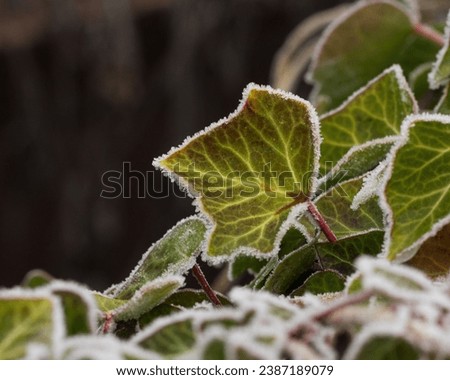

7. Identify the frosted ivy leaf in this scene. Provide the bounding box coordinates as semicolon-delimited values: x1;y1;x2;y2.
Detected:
406;223;450;279
318;65;416;171
435;84;450;114
381;114;450;261
155;84;321;261
429;11;450;89
111;216;206;299
0;289;64;360
307;0;438;112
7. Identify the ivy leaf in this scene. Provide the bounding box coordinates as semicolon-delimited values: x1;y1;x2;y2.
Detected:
51;283;97;336
300;178;384;241
111;216;206;299
317;138;396;195
290;270;345;297
319;65;416;170
134;317;196;358
229;256;268;281
155;84;321;260
95;276;184;322
381;114;450;261
0;292;57;359
308;1;438;112
429;12;450;89
436;84;450;114
22;270;53;289
265;231;383;294
406;223;450;279
355;336;419;360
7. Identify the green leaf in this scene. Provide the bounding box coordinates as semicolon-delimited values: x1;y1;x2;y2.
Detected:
319;66;416;169
265;231;383;294
135;318;196;358
318;232;384;275
290;270;345;296
278;227;308;259
263;244;316;295
230;256;269;280
53;288;95;336
249;257;279;290
346;273;363;294
202;339;226;360
355;336;419;359
155;84;321;260
317;139;395;195
406;223;450;279
94;293;128;312
138;304;182;328
409;62;434;101
308;1;438;112
382;114;450;260
112;217;206;299
436;84;450;114
300;178;384;241
429;12;450;89
22;270;53;289
96;276;184;322
0;295;55;359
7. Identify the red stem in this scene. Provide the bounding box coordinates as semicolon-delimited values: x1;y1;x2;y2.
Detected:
192;263;222;307
307;200;337;243
413;23;445;47
102;313;113;334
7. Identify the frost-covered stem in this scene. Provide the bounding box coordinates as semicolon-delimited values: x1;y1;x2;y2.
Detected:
413;23;445;46
192;263;222;307
306;200;337;243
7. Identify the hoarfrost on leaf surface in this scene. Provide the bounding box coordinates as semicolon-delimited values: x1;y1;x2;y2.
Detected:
154;84;321;262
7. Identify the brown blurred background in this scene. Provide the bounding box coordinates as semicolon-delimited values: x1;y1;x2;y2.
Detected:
1;0;383;290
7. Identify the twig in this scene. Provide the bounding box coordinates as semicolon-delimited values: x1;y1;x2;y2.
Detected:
192;263;222;307
307;200;337;243
413;23;445;47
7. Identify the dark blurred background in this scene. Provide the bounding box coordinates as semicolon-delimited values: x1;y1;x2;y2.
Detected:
0;0;354;290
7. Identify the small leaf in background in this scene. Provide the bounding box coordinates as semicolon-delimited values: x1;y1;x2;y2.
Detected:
290;270;345;296
429;12;450;89
202;339;226;360
406;223;450;279
408;62;434;101
263;244;316;295
229;256;269;281
436;84;450;114
249;257;279;290
308;1;438;112
134;318;196;358
155;84;321;259
278;227;309;258
112;217;206;299
265;231;383;295
319;65;416;168
318;232;384;276
0;293;57;359
381;114;450;261
355;336;419;360
51;283;97;336
317;138;395;195
300;178;384;241
22;269;53;289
